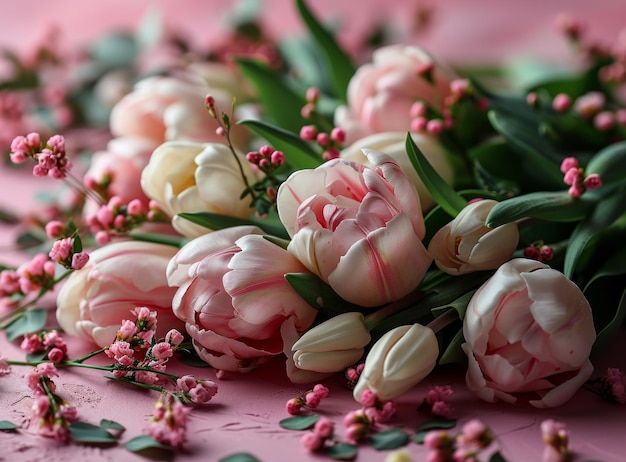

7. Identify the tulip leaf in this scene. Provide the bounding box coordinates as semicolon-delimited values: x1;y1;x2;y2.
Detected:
485;191;595;228
177;212;289;240
370;428;410;450
129;232;188;248
5;308;48;341
238;119;322;170
0;421;18;431
68;422;118;443
279;414;320;430
285;272;361;316
236;57;308;132
325;442;358;460
586;140;626;187
405;133;467;217
219;454;262;462
295;0;355;102
430;291;474;320
563;185;626;278
489;452;509;462
124;435;173;453
590;287;626;357
438;328;466;365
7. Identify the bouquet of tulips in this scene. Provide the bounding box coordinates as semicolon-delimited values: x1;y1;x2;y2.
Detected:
2;0;625;417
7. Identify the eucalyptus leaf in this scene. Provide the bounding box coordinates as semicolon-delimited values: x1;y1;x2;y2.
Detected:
68;421;118;443
405;133;467;217
370;428;409;450
485;191;594;228
177;212;289;240
219;454;262;462
295;0;355;102
6;308;48;341
0;421;18;431
416;418;457;432
236;58;307;132
100;419;126;432
125;435;173;452
279;414;320;430
325;442;358;460
238;119;321;170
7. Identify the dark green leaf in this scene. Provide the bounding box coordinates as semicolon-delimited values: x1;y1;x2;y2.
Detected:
295;0;355;102
405;133;467;217
16;230;46;250
489;451;509;462
416;419;457;432
430;291;474;320
563;185;626;277
485;191;594;228
0;421;18;431
219;453;262;462
586;141;626;187
370;428;410;450
68;421;118;443
6;308;48;341
177;212;289;240
285;273;361;316
236;58;308;132
124;435;173;452
238;119;321;170
325;442;358;460
591;288;626;356
99;419;126;432
0;208;19;224
129;232;188;248
279;414;320;430
438;328;466;365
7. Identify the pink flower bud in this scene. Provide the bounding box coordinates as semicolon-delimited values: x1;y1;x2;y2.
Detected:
560;157;579;173
552;93;572;112
299;125;317;140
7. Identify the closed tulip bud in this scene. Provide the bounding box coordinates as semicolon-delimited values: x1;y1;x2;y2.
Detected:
353;324;439;401
291;312;371;373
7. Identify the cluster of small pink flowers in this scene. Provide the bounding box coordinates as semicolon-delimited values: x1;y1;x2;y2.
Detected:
0;353;11;375
85;196;166;244
48;236;89;270
523;241;554;263
286;383;330;415
145;393;190;449
176;375;219;405
10;133;72;179
21;329;68;363
418;385;455;418
585;367;626;404
424;419;493;462
105;307;183;386
345;363;365;389
25;363;78;441
300;417;335;453
299;124;345;160
560;157;602;198
541;419;571;462
1;253;57;303
246;145;286;175
343;389;396;444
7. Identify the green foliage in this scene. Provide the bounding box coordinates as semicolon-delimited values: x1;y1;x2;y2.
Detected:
219;454;262;462
325;443;358;460
5;308;48;341
177;211;289;240
370;428;410;450
68;421;119;444
279;414;320;430
0;421;18;431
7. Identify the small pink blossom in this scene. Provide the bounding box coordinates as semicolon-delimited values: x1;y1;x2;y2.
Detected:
189;380;218;404
583;173;602;190
165;329;184;346
21;333;45;353
300;431;324;452
552;93;572;112
151;342;174;361
0;354;11;375
560;157;579;173
47;348;66;363
145;394;190;449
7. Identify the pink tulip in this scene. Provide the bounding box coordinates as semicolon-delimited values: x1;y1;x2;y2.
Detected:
462;258;596;408
334;45;456;144
56;241;182;347
166;226;318;372
277;150;431;307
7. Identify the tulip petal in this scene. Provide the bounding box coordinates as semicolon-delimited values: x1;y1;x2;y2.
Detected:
529;360;594;408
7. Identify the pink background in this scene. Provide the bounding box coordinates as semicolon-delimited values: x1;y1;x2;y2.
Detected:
1;1;626;461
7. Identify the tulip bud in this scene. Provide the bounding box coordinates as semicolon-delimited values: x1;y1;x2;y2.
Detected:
353;324;439;401
291;312;371;373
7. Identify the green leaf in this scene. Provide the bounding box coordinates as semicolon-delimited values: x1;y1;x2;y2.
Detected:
295;0;356;102
430;291;474;320
485;191;594;228
489;452;509;462
219;453;262;462
6;308;48;341
99;419;126;432
285;273;361;316
325;442;358;460
563;185;626;277
370;428;410;450
177;212;289;240
68;421;118;443
0;421;18;431
236;57;307;132
586;141;626;187
416;419;457;432
279;414;320;430
0;208;19;224
591;288;626;356
129;232;187;248
124;435;173;452
405;133;467;217
487;110;563;187
438;328;466;365
238;119;321;170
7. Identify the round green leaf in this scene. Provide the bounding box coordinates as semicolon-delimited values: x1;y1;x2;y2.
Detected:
219;454;262;462
124;435;173;452
68;421;118;443
279;414;320;430
0;421;18;431
325;442;358;460
99;419;126;432
370;428;410;450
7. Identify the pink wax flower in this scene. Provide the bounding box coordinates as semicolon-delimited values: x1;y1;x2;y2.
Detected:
166;225;318;373
462;259;596;408
334;45;456;144
56;240;182;347
277;150;431;307
145;394;189;449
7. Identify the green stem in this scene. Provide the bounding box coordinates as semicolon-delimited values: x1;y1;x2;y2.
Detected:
363;290;425;330
426;308;460;334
